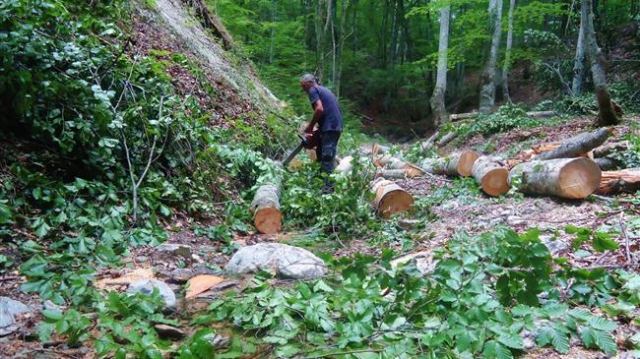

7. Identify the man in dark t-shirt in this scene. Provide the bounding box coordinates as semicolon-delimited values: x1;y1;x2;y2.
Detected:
300;74;343;192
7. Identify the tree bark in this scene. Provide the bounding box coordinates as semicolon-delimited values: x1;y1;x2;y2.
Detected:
250;183;282;234
592;141;629;158
420;150;480;177
536;127;611;160
572;0;587;96
597;169;640;194
430;4;451;127
509;158;602;199
582;0;621;126
479;0;503;113
472;156;510;196
502;0;516;102
371;177;414;218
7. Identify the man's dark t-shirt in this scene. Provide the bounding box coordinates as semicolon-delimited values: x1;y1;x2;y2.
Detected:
308;85;343;132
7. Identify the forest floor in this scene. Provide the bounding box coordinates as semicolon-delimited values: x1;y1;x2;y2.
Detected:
1;115;639;358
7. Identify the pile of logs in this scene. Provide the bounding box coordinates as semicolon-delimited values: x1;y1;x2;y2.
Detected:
250;126;637;234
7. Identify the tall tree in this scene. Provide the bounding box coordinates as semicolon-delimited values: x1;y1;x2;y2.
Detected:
430;3;451;126
479;0;503;113
582;0;620;126
502;0;515;103
572;0;587;96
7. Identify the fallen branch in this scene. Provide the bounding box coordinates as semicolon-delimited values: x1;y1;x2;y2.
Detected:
536;127;612;160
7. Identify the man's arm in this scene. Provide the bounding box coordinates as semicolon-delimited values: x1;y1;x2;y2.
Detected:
305;99;324;133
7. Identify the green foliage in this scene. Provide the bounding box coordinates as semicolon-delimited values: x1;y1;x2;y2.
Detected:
565;225;620;253
194;228;632;358
281;158;377;236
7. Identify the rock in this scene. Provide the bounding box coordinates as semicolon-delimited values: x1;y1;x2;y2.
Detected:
202;333;230;349
0;297;31;336
155;243;191;259
127;279;177;309
154;324;185;340
540;234;569;255
225;243;327;280
42;300;63;312
390;251;437;275
397;219;421;230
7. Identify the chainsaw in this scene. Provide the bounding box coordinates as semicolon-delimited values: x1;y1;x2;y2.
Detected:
282;130;319;167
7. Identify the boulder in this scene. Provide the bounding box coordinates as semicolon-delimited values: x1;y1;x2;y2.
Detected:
225;243;327;280
0;297;31;336
127;279;177;309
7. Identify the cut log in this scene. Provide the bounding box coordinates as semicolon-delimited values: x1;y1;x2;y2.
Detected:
526;110;557;118
419;131;439;151
250;183;282;234
536;128;612;160
420;150;480;177
593;157;620;171
509;158;601;199
592;141;629;158
375;156;425;178
472;156;510;196
597;169;640;195
450;111;479;121
371;178;414;218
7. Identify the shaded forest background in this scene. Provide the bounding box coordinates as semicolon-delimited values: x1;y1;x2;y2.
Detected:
211;0;640;137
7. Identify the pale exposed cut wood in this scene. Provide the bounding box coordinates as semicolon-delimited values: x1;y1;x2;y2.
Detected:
335;155;354;173
371;177;414;218
250;183;281;234
536;127;612;160
509;158;601;199
375;156;425;178
420;150;480;177
596;169;640;195
185;275;225;299
472;156;510;196
95;268;155;289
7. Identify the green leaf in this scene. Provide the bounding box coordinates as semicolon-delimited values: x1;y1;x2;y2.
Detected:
482;340;513;359
593;329;617;355
587;317;617;332
497;332;524;349
592;232;619;252
41;309;63;322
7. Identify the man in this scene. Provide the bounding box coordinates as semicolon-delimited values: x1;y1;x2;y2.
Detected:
300;74;343;192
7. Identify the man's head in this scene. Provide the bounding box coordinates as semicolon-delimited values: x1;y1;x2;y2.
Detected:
300;73;317;92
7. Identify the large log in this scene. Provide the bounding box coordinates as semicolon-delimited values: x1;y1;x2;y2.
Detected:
420;150;480;177
536;128;612;160
594;157;619;171
596;169;640;195
250;183;282;234
509;158;601;199
472;156;510;196
371;178;414;218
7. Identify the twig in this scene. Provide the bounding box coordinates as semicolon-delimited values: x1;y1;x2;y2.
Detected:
303;348;383;359
620;212;632;265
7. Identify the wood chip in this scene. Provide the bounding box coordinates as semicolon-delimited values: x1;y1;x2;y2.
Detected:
185;275;225;299
95;268;154;289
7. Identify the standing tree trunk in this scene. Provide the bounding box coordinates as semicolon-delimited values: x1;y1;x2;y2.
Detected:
572;0;587;96
479;0;503;113
502;0;515;102
430;4;451;127
582;0;621;126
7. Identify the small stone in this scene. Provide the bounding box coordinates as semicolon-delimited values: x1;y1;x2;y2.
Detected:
155;243;191;259
202;333;230;349
225;243;327;280
127;279;177;309
0;297;31;336
154;324;185;340
42;300;63;312
397;219;420;230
